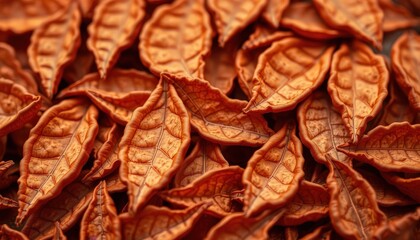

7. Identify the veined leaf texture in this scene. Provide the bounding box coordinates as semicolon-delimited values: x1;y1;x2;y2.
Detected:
0;0;419;238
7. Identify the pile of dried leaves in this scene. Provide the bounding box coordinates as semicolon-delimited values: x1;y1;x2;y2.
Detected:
0;0;419;239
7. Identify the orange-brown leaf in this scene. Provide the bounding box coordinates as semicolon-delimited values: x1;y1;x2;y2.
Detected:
381;172;420;202
339;122;420;173
244;38;335;113
80;181;120;240
374;206;420;240
160;166;244;217
119;79;190;214
300;224;332;240
139;0;212;78
52;222;66;240
391;31;420;110
313;0;384;49
241;25;293;51
328;41;389;143
326;158;387;239
120;202;209;240
87;0;145;78
297;90;352;165
0;195;18;210
17;99;99;225
380;0;420;32
243;121;305;217
262;0;289;28
166;74;273;146
207;0;267;46
235;47;264;99
0;78;42;137
1;224;29;240
174;138;229;187
0;160;18;190
28;2;81;98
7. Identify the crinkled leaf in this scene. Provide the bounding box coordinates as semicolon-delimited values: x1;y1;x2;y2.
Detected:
17;99;99;225
87;0;145;78
328;40;389;143
28;2;81;98
119;79;190;214
0;195;18;210
244;37;334;113
52;222;67;240
380;0;420;32
381;172;420;202
160;166;244;217
241;25;293;51
300;224;332;240
1;224;29;240
374;206;420;240
0;160;18;190
262;0;289;28
139;0;212;78
235;47;265;99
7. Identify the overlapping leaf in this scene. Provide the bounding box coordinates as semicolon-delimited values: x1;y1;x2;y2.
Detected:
241;25;293;51
52;222;67;240
139;0;212;78
0;195;18;210
379;0;420;32
17;99;99;224
0;224;29;240
374;206;420;240
118;79;190;214
165;74;273;146
0;160;18;190
244;37;335;113
235;47;265;98
262;0;289;28
328;40;389;143
381;172;420;202
28;1;81;98
87;0;145;78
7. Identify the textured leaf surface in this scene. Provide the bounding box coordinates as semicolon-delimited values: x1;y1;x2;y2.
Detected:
166;74;273;146
52;222;67;240
161;166;244;217
235;47;264;99
339;122;420;173
313;0;384;48
328;41;389;143
17;99;99;224
244;38;334;113
374;207;420;240
0;78;42;137
87;0;145;78
0;160;18;190
380;0;420;32
327;159;387;240
243;121;305;216
241;25;293;51
207;0;267;46
262;0;289;28
1;224;29;240
391;31;420;110
119;79;190;214
120;202;209;240
381;172;420;202
297;90;352;165
28;2;81;98
140;0;212;78
80;181;121;240
0;195;18;210
174;138;229;187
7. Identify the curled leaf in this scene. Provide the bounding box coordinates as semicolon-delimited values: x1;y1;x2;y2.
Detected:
374;207;420;240
1;224;29;240
17;99;99;225
241;25;293;51
52;222;67;240
328;41;389;143
381;172;420;202
0;160;18;190
261;0;289;28
0;195;18;210
235;47;264;99
379;0;420;32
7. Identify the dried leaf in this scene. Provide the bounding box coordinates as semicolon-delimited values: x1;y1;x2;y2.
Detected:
17;99;99;225
398;0;420;15
80;181;121;240
297;90;352;165
207;0;267;46
391;31;420;110
235;47;265;99
52;222;67;240
381;172;420;202
300;224;332;240
160;166;244;217
139;0;212;78
0;136;5;161
339;122;420;173
87;0;145;78
328;41;389;143
0;224;29;240
326;158;387;239
0;160;18;190
243;121;305;217
379;0;420;32
174;138;229;188
262;0;289;28
313;0;384;49
28;2;81;98
166;73;273;146
244;38;335;113
374;206;420;240
119;78;190;214
241;25;294;51
0;196;18;210
0;78;42;137
120;202;209;240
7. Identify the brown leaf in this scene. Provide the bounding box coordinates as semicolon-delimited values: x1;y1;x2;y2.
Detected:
120;202;210;240
300;224;332;240
297;90;352;165
119;78;190;214
207;0;267;46
17;99;99;225
339;122;420;173
244;38;335;113
0;136;5;161
0;195;18;210
326;158;387;239
160;166;244;217
381;172;420;202
80;181;121;240
139;0;212;78
328;41;389;143
0;224;29;240
379;0;420;32
241;25;294;51
243;121;305;217
0;78;42;137
374;206;420;240
235;47;265;99
0;160;18;190
28;2;81;98
52;222;67;240
313;0;384;49
398;0;420;15
262;0;289;28
391;31;420;110
174;138;229;188
166;73;273;146
87;0;145;78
